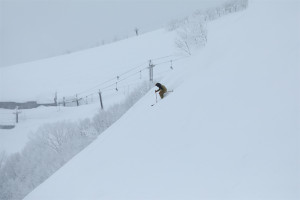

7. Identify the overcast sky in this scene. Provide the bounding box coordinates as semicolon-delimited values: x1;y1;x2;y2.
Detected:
0;0;227;67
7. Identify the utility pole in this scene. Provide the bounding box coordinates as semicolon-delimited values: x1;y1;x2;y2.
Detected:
13;106;21;124
76;94;79;106
149;60;154;82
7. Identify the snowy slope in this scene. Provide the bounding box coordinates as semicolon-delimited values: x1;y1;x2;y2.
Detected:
0;28;181;154
0;29;177;103
24;1;300;200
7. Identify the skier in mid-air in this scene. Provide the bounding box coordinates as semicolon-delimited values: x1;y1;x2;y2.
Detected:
155;83;167;99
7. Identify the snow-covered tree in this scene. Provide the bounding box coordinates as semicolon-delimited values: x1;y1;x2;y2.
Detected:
0;82;152;200
170;0;248;55
175;18;207;55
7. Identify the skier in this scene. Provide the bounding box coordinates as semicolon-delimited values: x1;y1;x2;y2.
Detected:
155;83;167;99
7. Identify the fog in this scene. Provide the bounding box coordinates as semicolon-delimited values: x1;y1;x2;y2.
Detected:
0;0;226;67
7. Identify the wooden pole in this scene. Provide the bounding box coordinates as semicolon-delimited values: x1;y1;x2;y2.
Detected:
98;90;104;110
76;94;79;106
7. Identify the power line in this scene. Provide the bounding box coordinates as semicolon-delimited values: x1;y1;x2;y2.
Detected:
58;54;190;106
76;55;183;95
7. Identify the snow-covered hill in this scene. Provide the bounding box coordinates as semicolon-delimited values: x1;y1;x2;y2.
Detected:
0;29;177;103
0;28;181;154
22;1;300;200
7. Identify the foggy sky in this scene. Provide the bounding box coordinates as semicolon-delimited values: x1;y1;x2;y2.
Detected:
0;0;227;67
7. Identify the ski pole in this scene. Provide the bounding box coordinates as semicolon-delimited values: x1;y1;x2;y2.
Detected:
155;91;158;103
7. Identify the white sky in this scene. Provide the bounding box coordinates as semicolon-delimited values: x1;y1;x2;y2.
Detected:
0;0;227;67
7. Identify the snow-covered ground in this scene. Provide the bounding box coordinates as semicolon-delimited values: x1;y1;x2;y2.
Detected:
0;29;178;103
0;28;184;154
0;104;97;153
22;1;300;200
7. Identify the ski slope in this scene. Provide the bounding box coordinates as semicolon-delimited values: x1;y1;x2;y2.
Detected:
0;27;182;154
0;29;177;103
21;0;300;199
